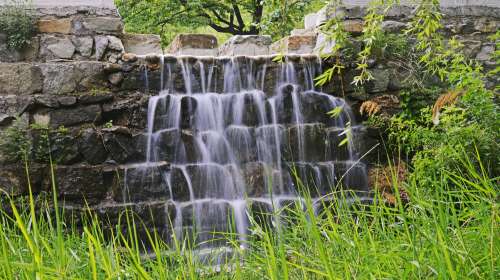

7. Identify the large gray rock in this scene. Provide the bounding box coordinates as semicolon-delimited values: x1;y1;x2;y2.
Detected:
381;21;407;32
0;95;33;125
122;33;162;55
166;34;218;56
103;126;143;163
40;35;75;60
91;201;174;228
218;35;272;56
0;63;43;95
73;61;107;90
78;17;124;34
78;128;108;164
102;93;149;129
94;35;109;60
54;164;112;204
37;18;72;34
0;164;46;196
476;44;495;62
285;123;327;162
271;35;317;54
364;68;390;93
40;63;77;94
113;162;170;202
71;36;94;57
106;35;124;52
43;104;102;127
40;61;106;95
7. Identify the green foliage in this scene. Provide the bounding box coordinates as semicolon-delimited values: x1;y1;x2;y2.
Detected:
0;0;35;50
103;120;114;129
384;1;499;187
0;118;31;162
259;0;325;40
0;151;497;278
351;0;395;86
30;124;72;163
0;120;72;163
405;0;446;78
115;0;323;46
371;32;411;60
316;0;498;190
488;30;500;91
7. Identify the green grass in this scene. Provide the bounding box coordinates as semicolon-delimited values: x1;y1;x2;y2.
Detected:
0;152;498;279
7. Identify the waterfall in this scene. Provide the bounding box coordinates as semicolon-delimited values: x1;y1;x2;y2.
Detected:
132;55;369;247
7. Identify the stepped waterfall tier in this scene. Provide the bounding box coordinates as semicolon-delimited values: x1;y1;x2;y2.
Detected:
126;55;369;246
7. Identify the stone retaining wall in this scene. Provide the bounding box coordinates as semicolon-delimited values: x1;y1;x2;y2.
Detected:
0;1;497;222
0;53;396;201
0;1;161;63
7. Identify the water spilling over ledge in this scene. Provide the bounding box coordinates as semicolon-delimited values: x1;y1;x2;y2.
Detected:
123;55;370;247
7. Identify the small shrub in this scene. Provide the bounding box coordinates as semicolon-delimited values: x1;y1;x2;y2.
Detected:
0;118;31;162
0;0;35;50
30;123;72;163
372;32;412;60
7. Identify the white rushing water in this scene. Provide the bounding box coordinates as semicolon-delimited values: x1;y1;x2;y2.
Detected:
127;55;369;247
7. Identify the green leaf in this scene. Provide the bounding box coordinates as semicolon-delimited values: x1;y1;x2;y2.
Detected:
338;137;349;147
327;107;343;118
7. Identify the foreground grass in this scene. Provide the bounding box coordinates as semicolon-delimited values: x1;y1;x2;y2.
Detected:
0;156;498;279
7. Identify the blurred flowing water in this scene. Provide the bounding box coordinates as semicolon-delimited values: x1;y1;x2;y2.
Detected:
127;55;369;247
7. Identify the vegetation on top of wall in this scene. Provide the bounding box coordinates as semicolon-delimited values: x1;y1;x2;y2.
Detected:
0;0;35;50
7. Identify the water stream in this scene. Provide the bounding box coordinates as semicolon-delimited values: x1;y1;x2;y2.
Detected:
126;55;369;247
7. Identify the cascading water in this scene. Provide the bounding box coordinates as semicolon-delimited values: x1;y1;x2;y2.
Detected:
126;55;369;247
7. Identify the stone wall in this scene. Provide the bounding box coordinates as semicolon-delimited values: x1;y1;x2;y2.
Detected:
0;1;498;224
0;1;161;63
306;0;499;71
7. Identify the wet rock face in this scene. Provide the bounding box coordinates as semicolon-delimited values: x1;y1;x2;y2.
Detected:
78;128;108;164
0;165;47;196
55;165;112;204
47;104;102;127
284;123;327;162
114;163;170;202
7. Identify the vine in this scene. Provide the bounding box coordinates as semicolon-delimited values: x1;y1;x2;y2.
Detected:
316;0;399;87
314;0;350;88
352;0;397;86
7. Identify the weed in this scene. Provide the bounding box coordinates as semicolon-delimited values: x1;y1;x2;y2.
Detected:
0;0;35;50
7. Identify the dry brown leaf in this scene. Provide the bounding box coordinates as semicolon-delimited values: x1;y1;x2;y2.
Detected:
368;162;409;206
432;90;463;125
360;100;381;117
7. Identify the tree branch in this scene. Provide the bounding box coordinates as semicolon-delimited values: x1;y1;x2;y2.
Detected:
249;0;263;34
232;3;245;31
